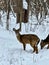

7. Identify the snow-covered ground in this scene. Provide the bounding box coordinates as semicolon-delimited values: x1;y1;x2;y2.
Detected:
0;10;49;65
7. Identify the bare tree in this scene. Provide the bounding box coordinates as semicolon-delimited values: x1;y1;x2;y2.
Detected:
6;0;11;30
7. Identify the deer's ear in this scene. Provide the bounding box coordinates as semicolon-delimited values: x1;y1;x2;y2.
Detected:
13;28;15;31
18;28;20;31
13;28;14;31
13;28;16;31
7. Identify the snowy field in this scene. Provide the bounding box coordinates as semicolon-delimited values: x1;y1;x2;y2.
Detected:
0;11;49;65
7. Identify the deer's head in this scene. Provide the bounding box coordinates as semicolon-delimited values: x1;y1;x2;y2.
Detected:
13;28;20;35
40;40;47;49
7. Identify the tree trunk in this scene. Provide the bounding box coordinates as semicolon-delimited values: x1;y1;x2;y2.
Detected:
6;0;10;30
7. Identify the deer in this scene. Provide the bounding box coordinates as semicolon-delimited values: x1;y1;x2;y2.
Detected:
13;28;40;54
40;35;49;49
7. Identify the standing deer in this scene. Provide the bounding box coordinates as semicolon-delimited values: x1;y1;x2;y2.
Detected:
40;35;49;49
13;28;40;54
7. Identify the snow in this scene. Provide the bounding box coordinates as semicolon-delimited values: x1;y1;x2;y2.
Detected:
0;31;49;65
0;11;49;65
23;0;28;9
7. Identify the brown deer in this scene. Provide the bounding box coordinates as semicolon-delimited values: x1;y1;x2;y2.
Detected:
13;28;40;54
40;35;49;49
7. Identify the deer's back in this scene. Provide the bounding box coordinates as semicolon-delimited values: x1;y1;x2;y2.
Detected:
20;34;39;44
21;34;39;40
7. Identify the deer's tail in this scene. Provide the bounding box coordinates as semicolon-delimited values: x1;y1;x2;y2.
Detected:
37;39;40;45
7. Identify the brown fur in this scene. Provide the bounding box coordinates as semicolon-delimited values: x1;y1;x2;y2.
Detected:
13;28;40;54
40;35;49;49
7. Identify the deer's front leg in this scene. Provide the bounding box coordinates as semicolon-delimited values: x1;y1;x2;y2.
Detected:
23;44;26;50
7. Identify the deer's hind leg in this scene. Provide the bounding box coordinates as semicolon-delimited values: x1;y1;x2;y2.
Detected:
33;45;38;54
30;41;38;54
35;45;38;54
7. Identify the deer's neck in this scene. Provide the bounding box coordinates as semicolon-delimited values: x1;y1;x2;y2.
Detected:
16;33;21;42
